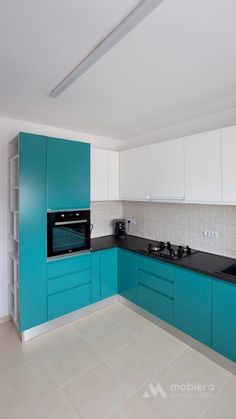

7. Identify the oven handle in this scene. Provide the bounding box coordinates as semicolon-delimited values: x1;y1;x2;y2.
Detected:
55;220;88;226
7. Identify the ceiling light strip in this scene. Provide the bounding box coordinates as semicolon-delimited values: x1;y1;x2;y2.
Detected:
50;0;164;97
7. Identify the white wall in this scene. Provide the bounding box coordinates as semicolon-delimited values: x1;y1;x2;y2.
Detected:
0;115;122;318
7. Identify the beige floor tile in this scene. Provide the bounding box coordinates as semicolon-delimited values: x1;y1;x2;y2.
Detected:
108;395;157;419
0;321;40;376
73;309;113;338
106;341;166;392
139;326;188;362
102;302;134;322
215;375;236;416
112;309;156;338
200;401;235;419
139;348;230;419
64;361;132;419
83;321;133;358
0;357;59;418
36;322;81;356
42;333;102;386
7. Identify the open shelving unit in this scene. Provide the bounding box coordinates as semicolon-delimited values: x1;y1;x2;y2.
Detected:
8;137;19;329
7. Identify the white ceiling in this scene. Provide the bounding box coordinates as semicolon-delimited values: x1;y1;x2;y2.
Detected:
1;0;236;149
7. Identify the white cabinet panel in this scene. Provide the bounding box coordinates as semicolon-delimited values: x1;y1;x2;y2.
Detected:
120;146;148;200
148;138;185;200
184;130;221;202
108;151;119;200
91;148;108;201
222;125;236;203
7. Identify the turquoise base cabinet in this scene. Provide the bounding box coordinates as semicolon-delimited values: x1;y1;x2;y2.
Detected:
136;255;174;324
118;249;137;304
91;248;118;302
19;133;47;331
212;279;236;362
174;267;212;346
47;137;90;210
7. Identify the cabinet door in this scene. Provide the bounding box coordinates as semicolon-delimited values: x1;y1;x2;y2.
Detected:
91;252;101;303
91;148;108;201
108;151;119;200
212;279;236;362
19;133;47;331
184;130;221;202
148;138;185;200
222;125;236;203
118;249;137;303
100;248;118;299
47;137;90;210
120;147;149;200
174;268;211;346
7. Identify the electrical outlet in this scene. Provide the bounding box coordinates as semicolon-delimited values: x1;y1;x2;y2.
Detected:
203;230;218;239
128;218;136;225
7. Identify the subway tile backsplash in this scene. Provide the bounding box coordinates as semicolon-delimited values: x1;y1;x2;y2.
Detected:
91;201;236;258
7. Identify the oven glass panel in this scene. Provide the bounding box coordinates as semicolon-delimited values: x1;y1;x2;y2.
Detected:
53;225;88;254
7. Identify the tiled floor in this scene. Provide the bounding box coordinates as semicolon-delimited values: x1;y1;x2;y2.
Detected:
0;302;235;419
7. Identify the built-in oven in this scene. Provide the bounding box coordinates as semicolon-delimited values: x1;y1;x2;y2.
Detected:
47;210;91;258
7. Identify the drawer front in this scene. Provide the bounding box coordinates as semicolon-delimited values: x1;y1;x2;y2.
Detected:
137;268;174;298
47;253;91;279
137;283;174;324
48;269;91;295
137;255;174;284
48;283;91;320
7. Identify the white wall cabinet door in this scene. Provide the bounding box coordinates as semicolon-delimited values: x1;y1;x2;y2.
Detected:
184;130;221;203
222;125;236;203
91;148;108;201
148;138;185;201
108;151;119;200
120;146;149;200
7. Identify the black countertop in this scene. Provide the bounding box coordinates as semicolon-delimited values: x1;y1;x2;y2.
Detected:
91;235;236;285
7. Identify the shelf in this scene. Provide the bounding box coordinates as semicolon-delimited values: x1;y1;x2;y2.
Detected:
9;234;18;243
9;209;19;214
11;186;19;190
8;154;19;161
8;251;19;264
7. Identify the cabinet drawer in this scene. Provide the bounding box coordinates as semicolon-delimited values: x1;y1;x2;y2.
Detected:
137;269;174;298
137;256;174;284
48;283;91;320
48;269;91;295
47;253;91;279
137;283;174;324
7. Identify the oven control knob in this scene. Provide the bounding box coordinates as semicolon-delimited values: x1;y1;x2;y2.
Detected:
76;213;79;216
61;214;65;218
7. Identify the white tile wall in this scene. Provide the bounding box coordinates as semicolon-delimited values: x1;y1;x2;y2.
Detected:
91;201;123;238
123;202;236;258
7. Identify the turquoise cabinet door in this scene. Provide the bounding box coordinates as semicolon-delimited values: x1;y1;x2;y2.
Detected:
19;133;47;331
174;268;211;346
118;249;137;304
47;137;90;210
101;248;118;299
91;252;101;303
136;255;174;324
212;279;236;362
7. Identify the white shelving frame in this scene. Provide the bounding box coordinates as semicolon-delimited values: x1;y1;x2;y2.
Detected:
8;137;19;329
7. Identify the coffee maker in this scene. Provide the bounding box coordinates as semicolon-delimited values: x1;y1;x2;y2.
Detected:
114;219;127;239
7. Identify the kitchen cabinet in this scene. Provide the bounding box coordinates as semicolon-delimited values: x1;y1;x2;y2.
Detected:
221;126;236;203
136;255;174;324
212;279;236;362
174;267;212;346
184;130;221;202
47;253;92;321
118;249;137;303
147;138;185;201
91;148;119;201
47;137;90;210
19;133;47;331
120;146;149;200
91;248;118;302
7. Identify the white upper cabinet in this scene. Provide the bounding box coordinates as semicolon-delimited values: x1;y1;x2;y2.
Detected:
184;130;221;203
120;146;149;200
147;138;185;201
91;148;119;201
221;125;236;203
108;151;119;200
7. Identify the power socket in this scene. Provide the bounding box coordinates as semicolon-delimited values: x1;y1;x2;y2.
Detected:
203;230;218;239
128;218;136;225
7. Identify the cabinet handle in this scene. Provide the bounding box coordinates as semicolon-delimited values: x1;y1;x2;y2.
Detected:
149;196;185;201
55;220;88;226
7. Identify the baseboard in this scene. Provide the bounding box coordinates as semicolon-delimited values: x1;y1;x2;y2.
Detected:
0;315;11;325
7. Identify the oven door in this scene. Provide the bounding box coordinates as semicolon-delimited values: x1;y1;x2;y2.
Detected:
47;218;91;257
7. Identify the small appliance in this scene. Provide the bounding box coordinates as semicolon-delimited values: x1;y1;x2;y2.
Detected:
47;210;91;257
114;219;127;239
